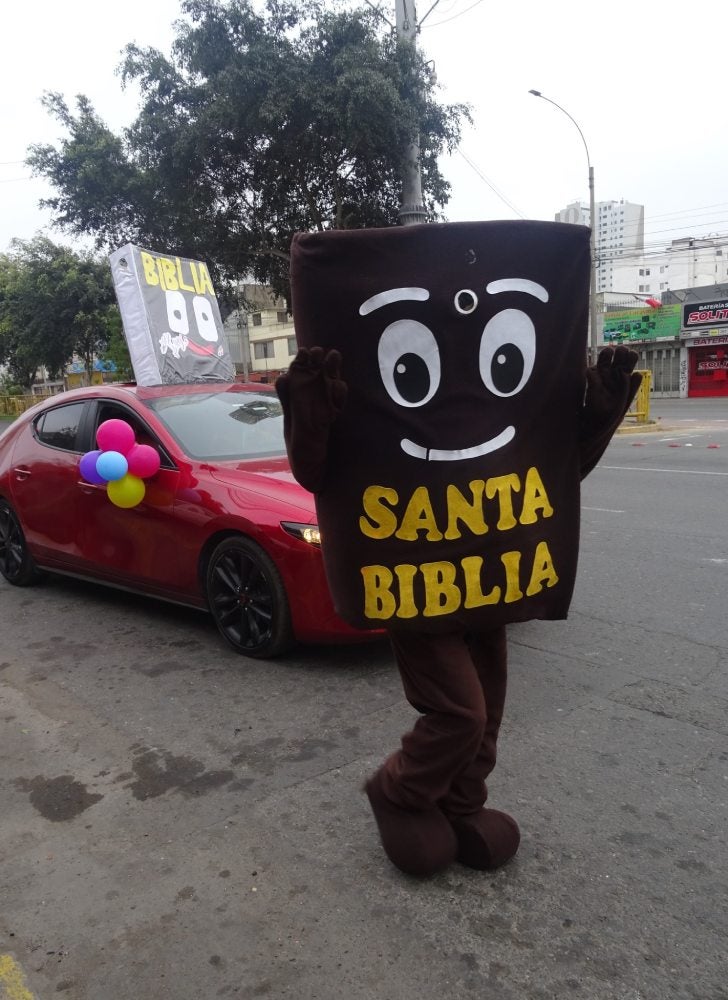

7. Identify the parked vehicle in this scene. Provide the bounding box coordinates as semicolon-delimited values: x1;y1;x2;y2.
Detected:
0;382;370;658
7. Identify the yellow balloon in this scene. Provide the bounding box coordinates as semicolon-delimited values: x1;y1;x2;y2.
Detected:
107;474;146;509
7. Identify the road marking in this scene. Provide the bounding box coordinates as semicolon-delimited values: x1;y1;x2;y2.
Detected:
601;466;728;477
582;506;626;513
0;955;36;1000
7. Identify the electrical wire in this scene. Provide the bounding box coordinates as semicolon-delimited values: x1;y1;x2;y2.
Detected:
456;148;526;218
421;0;485;28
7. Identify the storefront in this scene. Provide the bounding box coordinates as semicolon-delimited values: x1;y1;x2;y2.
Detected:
683;334;728;397
681;296;728;398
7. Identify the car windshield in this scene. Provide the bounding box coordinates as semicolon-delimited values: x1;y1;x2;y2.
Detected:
143;391;286;461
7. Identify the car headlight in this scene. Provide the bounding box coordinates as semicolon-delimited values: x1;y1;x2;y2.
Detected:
281;521;322;547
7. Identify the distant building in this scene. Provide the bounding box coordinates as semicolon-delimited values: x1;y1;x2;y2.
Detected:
223;283;296;381
609;237;728;298
555;198;645;293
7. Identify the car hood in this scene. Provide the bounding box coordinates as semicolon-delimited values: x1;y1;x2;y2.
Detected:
209;459;316;519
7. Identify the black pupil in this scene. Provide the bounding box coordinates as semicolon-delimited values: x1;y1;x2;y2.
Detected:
394;353;430;403
457;291;475;312
491;344;524;394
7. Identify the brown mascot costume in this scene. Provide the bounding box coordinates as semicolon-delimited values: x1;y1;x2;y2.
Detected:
276;220;641;877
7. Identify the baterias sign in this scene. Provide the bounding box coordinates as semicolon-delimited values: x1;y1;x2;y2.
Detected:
683;298;728;330
109;244;235;386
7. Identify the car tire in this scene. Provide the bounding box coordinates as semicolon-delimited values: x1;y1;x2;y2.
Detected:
205;536;295;659
0;500;43;587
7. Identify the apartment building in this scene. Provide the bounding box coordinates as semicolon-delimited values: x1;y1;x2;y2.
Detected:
555;198;645;292
609;237;728;297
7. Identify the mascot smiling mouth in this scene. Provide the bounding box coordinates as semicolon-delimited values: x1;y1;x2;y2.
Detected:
400;426;516;462
186;340;217;357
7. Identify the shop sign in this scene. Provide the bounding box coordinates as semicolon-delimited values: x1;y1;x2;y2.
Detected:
697;358;728;372
603;304;681;343
689;333;728;347
682;298;728;330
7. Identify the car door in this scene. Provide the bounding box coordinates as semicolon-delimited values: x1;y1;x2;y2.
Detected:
8;399;90;569
72;399;196;601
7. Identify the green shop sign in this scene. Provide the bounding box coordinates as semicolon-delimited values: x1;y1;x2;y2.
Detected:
603;304;681;343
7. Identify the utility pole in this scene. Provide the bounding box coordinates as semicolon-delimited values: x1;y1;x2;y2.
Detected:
395;0;428;226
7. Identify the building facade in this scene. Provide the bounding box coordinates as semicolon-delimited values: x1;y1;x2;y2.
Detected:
555;198;645;292
610;237;728;298
223;283;296;381
601;283;728;398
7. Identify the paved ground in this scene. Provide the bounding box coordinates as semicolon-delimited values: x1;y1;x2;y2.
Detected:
1;397;727;1000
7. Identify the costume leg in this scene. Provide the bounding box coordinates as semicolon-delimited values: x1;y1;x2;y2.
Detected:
364;630;483;877
381;630;487;808
440;626;520;870
440;626;509;816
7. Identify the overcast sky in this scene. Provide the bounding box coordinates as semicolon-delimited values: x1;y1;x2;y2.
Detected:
2;0;727;259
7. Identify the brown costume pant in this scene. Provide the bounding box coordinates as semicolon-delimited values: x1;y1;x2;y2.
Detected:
379;626;508;818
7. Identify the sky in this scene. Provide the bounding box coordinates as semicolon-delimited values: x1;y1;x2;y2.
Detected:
2;0;727;261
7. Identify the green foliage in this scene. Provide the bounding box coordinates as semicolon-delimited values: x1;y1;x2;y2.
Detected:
0;237;120;389
27;0;469;303
100;311;134;381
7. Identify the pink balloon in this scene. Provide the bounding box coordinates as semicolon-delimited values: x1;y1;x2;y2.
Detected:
127;443;161;479
96;419;136;455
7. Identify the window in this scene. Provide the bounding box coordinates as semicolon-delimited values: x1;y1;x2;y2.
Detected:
254;341;274;360
251;313;262;327
277;310;288;324
35;402;86;451
287;337;297;355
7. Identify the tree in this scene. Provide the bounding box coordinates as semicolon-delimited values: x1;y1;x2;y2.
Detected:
0;238;119;389
27;0;469;304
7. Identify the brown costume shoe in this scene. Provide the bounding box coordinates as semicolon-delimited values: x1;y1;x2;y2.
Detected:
364;770;458;877
447;809;520;870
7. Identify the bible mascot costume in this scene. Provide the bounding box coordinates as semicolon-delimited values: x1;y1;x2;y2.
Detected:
275;220;641;877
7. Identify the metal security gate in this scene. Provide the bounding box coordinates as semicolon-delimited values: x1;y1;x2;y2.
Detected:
635;345;682;396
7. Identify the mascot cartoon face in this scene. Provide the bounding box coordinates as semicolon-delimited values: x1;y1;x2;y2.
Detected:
362;276;553;463
290;220;591;632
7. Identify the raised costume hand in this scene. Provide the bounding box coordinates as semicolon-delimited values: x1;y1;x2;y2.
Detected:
275;347;347;493
580;345;643;478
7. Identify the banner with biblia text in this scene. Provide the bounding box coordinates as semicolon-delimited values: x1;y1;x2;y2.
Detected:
109;244;234;386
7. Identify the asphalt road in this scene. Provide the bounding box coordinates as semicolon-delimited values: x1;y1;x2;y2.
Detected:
1;398;727;1000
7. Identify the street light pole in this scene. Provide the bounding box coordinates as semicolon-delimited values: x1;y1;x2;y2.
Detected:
529;90;599;363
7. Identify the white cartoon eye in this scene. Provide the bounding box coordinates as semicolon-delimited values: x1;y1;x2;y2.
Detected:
192;295;219;342
166;290;189;336
479;308;536;397
378;319;441;407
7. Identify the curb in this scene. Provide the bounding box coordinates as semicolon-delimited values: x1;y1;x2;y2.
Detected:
616;420;665;435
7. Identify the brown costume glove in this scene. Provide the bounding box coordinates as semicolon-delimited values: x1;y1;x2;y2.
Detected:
579;345;642;479
275;347;347;494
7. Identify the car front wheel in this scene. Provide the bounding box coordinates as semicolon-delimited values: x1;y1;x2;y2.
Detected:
0;500;42;587
205;536;294;659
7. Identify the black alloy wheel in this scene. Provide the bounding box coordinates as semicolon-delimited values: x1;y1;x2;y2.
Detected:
205;536;294;658
0;501;42;587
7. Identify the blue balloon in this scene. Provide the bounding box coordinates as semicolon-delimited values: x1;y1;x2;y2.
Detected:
79;450;106;485
96;450;129;482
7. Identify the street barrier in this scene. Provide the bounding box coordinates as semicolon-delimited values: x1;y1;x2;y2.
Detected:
0;394;54;417
625;370;652;423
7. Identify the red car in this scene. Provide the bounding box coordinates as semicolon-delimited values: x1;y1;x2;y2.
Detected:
0;382;370;658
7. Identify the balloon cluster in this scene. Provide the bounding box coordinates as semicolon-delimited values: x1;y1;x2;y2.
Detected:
79;419;161;508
